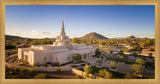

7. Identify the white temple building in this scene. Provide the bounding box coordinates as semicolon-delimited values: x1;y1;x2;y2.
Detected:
18;19;96;66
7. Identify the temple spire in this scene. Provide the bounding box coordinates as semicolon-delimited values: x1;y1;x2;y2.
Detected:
61;18;65;36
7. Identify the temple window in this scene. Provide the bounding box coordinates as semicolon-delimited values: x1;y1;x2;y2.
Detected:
84;54;87;59
68;57;70;60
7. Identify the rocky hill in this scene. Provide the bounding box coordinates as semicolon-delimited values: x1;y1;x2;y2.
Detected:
80;32;108;39
5;35;24;39
126;35;136;39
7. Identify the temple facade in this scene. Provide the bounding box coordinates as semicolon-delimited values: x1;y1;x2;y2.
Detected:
18;19;96;66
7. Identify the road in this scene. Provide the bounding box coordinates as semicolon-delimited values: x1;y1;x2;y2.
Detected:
45;71;78;79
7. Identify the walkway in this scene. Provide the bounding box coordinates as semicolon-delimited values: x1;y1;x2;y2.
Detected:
5;54;33;70
45;71;78;79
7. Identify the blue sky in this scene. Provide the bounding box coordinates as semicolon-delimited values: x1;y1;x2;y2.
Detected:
5;5;155;38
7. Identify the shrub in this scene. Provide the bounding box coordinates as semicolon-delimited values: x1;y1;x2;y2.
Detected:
110;50;113;54
20;68;28;73
149;48;155;51
5;45;16;49
23;61;29;65
104;71;112;79
99;69;107;78
91;66;101;74
5;49;17;56
75;75;82;79
95;48;101;56
83;64;92;78
119;50;124;55
133;52;138;57
131;64;144;74
34;73;46;79
72;54;82;62
110;62;117;68
136;58;146;65
148;53;153;58
31;68;37;73
33;63;39;67
43;64;48;67
14;67;20;72
125;72;137;79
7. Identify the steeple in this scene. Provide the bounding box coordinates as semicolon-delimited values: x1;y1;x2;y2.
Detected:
60;18;66;36
53;18;70;47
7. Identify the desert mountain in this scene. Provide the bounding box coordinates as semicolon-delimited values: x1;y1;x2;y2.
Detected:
126;35;136;39
80;32;108;39
5;35;24;39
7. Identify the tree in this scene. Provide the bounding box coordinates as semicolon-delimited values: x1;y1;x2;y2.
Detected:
131;64;144;74
119;50;124;56
123;55;128;61
83;64;92;78
137;46;142;51
110;62;117;68
104;71;112;79
72;54;82;62
136;58;146;65
133;52;138;57
119;56;124;59
140;42;145;48
125;72;137;79
110;50;113;54
98;41;105;45
148;53;153;58
132;45;142;51
98;69;112;79
149;48;155;51
122;47;128;52
136;51;139;54
99;69;107;78
5;45;16;49
95;48;101;56
71;37;80;44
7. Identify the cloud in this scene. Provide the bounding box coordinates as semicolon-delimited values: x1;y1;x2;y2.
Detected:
6;30;83;38
6;31;155;39
134;33;155;38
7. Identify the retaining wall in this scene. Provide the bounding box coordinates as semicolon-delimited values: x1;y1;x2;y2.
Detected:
35;65;72;72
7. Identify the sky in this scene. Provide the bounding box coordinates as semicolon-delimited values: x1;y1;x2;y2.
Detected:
5;5;155;38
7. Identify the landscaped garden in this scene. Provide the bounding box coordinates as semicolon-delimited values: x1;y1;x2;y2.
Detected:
5;66;40;79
